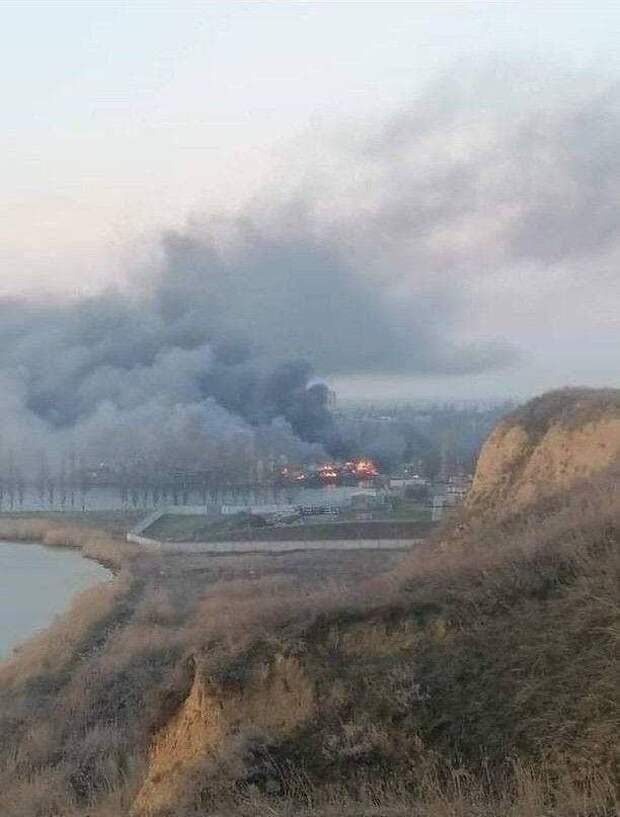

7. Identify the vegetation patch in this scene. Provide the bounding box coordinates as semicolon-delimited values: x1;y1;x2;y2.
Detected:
146;513;434;543
507;387;620;444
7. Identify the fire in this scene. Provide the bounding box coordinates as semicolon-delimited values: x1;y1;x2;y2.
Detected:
318;464;339;481
281;466;306;482
319;458;378;482
344;458;378;478
353;458;378;478
281;458;379;485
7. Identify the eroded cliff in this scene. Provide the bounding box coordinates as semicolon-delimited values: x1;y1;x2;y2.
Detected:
466;388;620;514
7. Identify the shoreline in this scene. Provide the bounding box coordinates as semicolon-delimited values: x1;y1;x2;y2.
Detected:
0;514;138;575
0;535;117;575
0;538;114;662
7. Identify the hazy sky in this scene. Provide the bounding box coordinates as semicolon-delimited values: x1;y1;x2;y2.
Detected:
2;1;619;399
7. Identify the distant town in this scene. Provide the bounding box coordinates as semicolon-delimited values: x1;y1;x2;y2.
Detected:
0;397;513;522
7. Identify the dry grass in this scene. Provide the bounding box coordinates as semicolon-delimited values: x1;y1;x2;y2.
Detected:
0;519;395;816
220;761;618;817
0;515;138;570
507;386;620;443
0;460;618;816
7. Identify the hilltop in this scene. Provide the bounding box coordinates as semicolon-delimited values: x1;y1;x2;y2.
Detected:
0;389;617;817
467;387;620;514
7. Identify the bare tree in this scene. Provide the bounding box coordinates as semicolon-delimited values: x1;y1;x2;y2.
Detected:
68;450;77;510
37;451;49;509
77;454;91;512
58;458;68;510
7;451;16;511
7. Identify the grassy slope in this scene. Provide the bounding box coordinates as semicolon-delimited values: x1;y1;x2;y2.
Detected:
146;513;433;543
173;468;617;815
507;387;620;443
0;402;618;815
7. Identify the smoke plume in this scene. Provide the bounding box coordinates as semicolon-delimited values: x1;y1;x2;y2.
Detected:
1;63;619;474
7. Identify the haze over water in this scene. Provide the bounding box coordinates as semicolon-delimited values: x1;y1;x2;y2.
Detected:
0;543;109;660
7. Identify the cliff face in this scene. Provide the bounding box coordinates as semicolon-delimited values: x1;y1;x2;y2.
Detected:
133;655;315;816
466;388;620;514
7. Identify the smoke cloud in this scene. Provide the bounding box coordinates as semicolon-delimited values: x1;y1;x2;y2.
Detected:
1;64;618;473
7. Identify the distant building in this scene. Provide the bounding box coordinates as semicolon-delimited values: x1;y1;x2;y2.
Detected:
431;494;446;522
389;476;429;498
350;491;387;510
221;503;298;521
429;474;472;520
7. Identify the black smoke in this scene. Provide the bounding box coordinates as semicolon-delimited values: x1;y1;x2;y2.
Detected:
2;63;619;475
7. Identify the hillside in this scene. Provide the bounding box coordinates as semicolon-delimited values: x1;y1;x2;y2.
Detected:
0;388;618;817
467;387;620;514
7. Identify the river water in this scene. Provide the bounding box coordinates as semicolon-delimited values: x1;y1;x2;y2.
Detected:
0;542;110;660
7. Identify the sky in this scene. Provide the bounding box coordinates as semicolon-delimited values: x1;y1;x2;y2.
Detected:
2;1;619;401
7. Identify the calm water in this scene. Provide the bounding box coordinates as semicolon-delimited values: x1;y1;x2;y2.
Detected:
0;542;110;659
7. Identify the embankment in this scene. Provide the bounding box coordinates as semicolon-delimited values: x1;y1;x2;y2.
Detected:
0;515;138;572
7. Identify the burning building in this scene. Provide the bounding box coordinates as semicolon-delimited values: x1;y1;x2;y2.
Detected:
280;457;380;488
